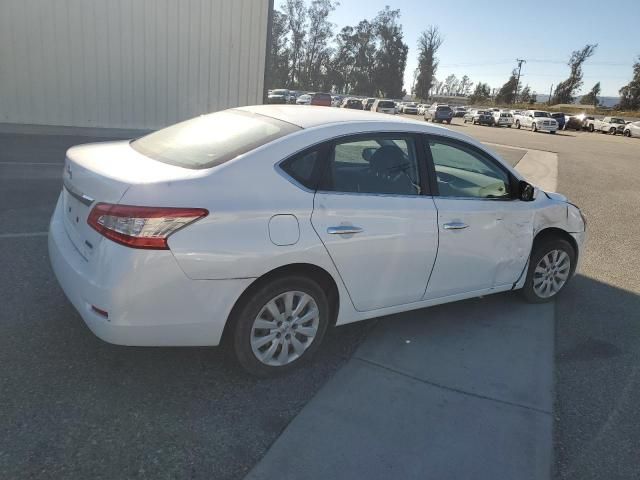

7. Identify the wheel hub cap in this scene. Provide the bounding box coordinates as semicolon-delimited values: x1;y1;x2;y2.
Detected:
533;249;571;298
250;291;320;366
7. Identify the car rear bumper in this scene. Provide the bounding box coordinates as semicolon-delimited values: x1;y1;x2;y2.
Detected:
48;194;252;346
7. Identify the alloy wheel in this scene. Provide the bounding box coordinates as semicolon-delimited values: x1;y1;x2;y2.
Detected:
250;291;320;366
533;249;571;298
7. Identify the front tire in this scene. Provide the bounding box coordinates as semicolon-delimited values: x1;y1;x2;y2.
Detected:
521;238;575;303
532;122;538;132
516;120;521;129
232;275;330;376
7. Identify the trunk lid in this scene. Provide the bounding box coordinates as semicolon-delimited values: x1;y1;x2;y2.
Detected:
62;140;205;259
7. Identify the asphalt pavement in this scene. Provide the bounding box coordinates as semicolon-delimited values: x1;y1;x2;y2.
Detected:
0;132;373;479
422;118;640;480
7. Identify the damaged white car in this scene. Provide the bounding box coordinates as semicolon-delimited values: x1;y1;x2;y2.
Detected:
49;106;586;375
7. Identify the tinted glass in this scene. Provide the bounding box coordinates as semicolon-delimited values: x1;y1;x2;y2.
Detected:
131;110;300;169
322;136;421;195
378;101;395;108
280;150;321;189
428;139;511;199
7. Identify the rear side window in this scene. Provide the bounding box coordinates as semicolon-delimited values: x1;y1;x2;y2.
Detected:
131;110;300;169
280;150;321;190
320;136;421;196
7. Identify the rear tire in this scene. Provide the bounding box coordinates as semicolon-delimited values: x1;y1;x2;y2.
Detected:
231;275;330;377
521;238;576;304
624;130;631;137
610;128;616;135
516;120;521;129
532;123;537;132
588;124;594;132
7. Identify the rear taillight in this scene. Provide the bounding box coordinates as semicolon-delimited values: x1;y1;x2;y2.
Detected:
87;203;208;250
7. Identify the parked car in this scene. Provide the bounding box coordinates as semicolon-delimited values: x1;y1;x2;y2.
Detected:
581;115;597;132
49;105;585;375
363;98;376;111
342;98;364;110
371;99;396;114
563;115;583;131
267;89;290;104
493;111;514;127
425;104;454;123
453;107;467;117
594;116;626;135
402;102;419;114
464;109;493;126
396;102;407;113
550;112;565;130
310;92;332;107
514;110;558;133
296;94;312;105
417;104;428;115
623;121;640;138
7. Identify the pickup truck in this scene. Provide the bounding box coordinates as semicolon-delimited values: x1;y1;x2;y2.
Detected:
514;110;558;133
593;116;626;135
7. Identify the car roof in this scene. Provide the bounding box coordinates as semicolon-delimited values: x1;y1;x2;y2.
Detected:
236;105;418;128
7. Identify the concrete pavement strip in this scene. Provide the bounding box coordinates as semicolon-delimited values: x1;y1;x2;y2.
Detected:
246;145;557;480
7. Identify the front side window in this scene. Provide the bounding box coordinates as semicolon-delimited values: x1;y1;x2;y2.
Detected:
321;136;421;196
428;139;511;199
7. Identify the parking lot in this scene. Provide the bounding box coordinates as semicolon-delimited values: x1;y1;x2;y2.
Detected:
1;117;639;480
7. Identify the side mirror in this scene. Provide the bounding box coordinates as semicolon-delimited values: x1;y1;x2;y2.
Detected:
519;181;536;201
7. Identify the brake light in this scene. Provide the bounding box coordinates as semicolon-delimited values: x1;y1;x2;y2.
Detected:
87;203;208;249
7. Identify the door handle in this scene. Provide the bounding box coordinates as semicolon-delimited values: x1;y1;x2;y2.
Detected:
443;222;469;230
327;226;364;235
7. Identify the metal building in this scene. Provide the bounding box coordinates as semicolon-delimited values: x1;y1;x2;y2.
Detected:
0;0;271;130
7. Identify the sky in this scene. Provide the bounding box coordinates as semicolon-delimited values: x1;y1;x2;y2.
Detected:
289;0;639;97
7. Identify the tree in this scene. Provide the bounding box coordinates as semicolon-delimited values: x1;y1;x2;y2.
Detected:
285;0;307;88
618;56;640;110
469;82;490;104
520;85;532;103
552;44;598;104
300;0;338;90
457;75;472;96
268;10;291;88
443;74;458;96
495;70;519;104
580;82;601;107
414;26;443;100
372;7;408;98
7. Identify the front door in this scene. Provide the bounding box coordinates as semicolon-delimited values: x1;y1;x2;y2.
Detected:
423;137;533;299
311;134;439;312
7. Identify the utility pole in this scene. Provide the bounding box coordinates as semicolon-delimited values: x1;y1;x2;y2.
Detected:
549;84;553;105
514;58;526;104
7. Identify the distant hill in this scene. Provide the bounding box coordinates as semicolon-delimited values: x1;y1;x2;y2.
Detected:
535;94;620;108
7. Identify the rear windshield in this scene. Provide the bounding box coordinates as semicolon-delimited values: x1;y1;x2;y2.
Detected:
437;106;452;111
314;93;331;100
131;110;300;169
378;101;395;108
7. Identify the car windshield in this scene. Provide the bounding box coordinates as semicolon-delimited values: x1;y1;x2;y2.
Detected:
534;112;550;117
272;90;288;95
610;118;625;124
131;110;300;169
378;101;394;108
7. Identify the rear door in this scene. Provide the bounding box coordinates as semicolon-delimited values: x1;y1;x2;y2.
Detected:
422;136;533;299
311;133;438;311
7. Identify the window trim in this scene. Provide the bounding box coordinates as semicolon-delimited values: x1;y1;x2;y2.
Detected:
316;132;432;198
423;134;518;201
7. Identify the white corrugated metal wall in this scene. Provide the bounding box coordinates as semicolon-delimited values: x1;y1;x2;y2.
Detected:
0;0;270;129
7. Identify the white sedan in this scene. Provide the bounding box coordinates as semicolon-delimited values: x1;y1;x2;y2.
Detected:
49;106;586;376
